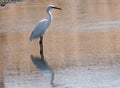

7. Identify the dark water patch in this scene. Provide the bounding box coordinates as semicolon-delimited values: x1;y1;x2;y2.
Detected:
0;81;4;88
0;33;6;38
0;0;23;7
0;33;7;50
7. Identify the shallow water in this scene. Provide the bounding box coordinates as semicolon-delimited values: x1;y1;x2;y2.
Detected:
0;0;120;88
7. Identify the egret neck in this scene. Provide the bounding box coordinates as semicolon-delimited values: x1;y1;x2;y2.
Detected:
46;8;53;26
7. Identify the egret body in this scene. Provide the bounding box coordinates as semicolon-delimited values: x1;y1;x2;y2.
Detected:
30;5;62;59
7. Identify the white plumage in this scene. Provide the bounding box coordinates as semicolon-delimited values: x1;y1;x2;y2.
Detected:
30;5;62;41
30;19;48;41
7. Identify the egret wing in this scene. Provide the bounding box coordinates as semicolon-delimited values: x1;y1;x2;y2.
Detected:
30;19;48;41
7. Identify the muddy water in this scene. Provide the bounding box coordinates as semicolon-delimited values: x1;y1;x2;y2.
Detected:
0;0;120;88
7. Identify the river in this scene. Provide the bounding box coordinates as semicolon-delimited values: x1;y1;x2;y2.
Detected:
0;0;120;88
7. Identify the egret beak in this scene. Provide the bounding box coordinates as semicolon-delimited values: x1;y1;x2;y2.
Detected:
52;7;62;10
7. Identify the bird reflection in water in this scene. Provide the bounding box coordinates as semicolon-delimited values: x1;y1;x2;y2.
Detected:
31;55;55;86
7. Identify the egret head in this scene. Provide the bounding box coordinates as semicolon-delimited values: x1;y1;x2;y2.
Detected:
47;5;62;11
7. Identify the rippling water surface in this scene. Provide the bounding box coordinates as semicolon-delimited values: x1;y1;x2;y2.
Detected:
1;0;120;88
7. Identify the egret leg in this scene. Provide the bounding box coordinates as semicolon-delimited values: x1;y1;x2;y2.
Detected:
50;69;54;85
39;36;44;59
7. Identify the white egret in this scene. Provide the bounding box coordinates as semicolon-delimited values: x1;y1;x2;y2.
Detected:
30;5;62;59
